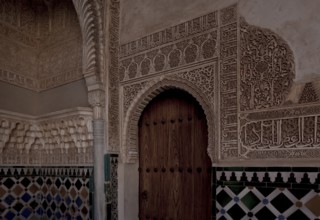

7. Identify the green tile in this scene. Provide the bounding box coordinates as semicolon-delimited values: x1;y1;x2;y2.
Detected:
241;191;260;210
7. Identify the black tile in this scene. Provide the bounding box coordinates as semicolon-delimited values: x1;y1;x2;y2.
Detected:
244;167;267;172
21;177;31;187
240;172;248;182
65;179;72;189
288;188;310;200
218;172;227;182
31;200;39;209
216;190;232;207
292;183;317;190
300;173;311;184
255;207;276;220
274;172;284;182
292;167;318;172
267;167;291;172
246;182;266;188
223;167;244;172
287;173;297;184
258;187;276;197
36;177;43;186
287;209;309;220
270;193;293;213
250;172;260;182
75;179;82;190
13;202;24;212
315;173;320;184
262;173;271;183
55;178;62;188
227;204;246;219
229;172;238;181
3;178;15;189
267;182;291;188
45;178;52;185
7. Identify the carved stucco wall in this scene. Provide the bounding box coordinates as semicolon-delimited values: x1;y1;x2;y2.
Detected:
0;0;83;91
115;3;320;164
0;0;104;165
121;0;320;82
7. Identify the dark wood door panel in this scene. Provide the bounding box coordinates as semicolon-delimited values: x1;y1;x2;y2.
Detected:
139;89;211;220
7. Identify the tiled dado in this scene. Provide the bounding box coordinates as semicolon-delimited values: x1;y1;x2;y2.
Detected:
0;166;93;220
215;167;320;220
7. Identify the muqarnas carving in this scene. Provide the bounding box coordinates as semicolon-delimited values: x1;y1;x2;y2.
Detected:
240;17;295;111
0;111;93;165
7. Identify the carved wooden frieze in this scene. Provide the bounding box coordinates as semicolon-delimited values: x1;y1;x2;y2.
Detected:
0;108;93;165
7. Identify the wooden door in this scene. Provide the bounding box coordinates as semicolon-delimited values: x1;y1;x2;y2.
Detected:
139;89;211;220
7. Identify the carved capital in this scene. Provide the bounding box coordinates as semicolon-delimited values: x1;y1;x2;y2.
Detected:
88;89;105;107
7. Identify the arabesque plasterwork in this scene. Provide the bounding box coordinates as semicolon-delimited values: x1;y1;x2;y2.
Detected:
0;0;104;95
118;3;320;164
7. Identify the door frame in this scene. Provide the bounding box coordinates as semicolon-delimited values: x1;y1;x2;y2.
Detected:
118;79;217;220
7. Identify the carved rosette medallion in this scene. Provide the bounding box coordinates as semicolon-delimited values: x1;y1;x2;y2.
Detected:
240;17;295;111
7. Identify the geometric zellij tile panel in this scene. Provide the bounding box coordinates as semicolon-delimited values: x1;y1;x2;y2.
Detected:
216;167;320;220
0;166;93;220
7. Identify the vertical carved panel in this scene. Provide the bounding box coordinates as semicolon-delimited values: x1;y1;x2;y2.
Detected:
108;0;120;152
219;5;239;159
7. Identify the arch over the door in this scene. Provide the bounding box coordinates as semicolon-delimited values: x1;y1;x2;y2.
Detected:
122;77;216;164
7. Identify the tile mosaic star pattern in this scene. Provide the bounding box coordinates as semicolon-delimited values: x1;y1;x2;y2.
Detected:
215;167;320;220
0;166;93;220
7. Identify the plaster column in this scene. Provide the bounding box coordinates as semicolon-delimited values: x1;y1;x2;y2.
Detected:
88;88;106;220
93;119;106;220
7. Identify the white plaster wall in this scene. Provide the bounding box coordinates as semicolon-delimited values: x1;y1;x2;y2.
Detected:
120;0;320;82
0;80;89;115
0;81;38;115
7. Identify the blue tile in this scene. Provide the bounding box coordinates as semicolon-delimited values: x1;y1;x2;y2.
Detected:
21;192;32;203
36;207;44;216
4;194;15;206
4;211;15;220
21;208;32;218
76;196;83;207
